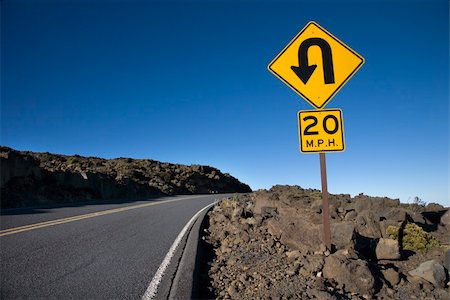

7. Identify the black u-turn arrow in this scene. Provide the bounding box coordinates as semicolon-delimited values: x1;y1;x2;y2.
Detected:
291;38;335;85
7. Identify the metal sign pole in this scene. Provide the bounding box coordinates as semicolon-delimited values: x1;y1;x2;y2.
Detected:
319;153;332;251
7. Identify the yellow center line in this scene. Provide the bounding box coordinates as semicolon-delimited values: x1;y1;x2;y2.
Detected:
0;195;209;237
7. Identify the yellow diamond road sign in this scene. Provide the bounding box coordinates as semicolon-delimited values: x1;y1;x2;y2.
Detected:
268;21;364;109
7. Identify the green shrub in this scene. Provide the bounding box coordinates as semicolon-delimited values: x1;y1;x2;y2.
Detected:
386;223;438;252
386;225;400;240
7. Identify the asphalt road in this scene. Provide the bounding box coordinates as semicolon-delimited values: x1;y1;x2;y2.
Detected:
0;194;232;299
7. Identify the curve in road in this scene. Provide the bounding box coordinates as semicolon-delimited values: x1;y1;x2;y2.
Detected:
0;194;232;299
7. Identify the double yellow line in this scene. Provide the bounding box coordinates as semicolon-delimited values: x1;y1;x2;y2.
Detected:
0;196;203;237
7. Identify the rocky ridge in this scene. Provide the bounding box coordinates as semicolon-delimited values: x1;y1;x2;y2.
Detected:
203;185;449;299
0;146;251;208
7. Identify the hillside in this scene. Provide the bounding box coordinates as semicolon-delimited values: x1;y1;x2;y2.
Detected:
201;186;449;299
0;146;251;208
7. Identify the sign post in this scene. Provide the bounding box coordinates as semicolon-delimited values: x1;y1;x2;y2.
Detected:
268;21;364;251
320;153;331;250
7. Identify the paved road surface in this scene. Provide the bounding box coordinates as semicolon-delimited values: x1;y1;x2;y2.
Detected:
0;194;232;299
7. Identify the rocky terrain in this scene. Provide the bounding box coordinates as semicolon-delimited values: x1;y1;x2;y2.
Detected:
0;146;251;208
202;185;449;299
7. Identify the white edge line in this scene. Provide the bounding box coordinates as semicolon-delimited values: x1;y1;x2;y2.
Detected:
142;201;216;300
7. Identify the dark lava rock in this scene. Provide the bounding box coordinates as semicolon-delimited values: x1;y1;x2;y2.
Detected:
0;146;251;208
202;186;449;300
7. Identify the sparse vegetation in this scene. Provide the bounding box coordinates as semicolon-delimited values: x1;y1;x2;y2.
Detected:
387;223;438;252
412;196;427;207
386;225;400;240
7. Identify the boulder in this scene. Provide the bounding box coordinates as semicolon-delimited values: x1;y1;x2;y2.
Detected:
382;208;408;223
408;260;446;288
408;211;426;224
344;210;357;221
261;207;278;218
440;209;450;227
302;254;325;275
280;217;321;253
422;204;446;225
443;249;450;277
355;210;383;238
382;268;400;286
375;238;400;260
266;214;322;254
253;192;279;215
323;251;375;296
425;203;445;212
354;195;400;214
329;222;355;250
267;219;282;239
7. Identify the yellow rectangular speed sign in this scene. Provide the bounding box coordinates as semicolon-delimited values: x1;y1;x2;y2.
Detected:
298;109;345;153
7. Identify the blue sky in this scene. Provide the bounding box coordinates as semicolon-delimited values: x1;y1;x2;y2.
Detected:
2;0;449;206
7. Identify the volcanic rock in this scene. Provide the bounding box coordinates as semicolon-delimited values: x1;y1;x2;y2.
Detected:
267;216;322;254
409;260;446;288
202;186;449;299
323;250;375;296
355;210;383;238
441;209;450;228
330;221;355;250
376;238;401;260
382;268;400;286
0;146;251;208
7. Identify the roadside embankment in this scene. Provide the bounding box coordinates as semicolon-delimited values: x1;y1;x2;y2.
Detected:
0;146;251;208
202;186;449;299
